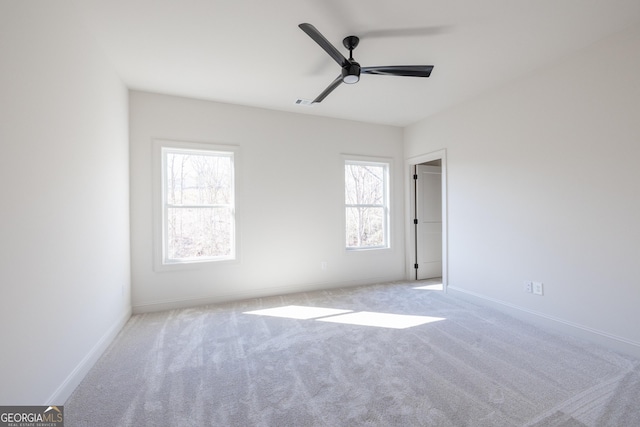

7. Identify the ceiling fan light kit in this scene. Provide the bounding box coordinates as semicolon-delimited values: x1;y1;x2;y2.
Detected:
298;23;434;104
342;62;361;84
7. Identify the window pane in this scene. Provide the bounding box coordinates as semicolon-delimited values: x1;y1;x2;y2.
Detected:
346;207;385;248
345;164;384;205
167;207;232;259
166;153;232;205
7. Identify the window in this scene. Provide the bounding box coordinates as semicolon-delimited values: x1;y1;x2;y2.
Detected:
344;159;390;250
157;141;237;265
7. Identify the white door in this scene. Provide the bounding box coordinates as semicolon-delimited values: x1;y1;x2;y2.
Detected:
416;165;442;279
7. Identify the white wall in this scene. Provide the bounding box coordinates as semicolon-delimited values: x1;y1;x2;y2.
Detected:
130;91;405;312
0;2;130;404
405;25;640;356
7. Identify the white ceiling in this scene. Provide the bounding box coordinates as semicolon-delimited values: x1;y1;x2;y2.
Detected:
70;0;640;127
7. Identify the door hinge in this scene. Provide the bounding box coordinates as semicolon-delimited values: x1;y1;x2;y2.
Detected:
413;219;418;225
413;174;418;180
414;263;419;269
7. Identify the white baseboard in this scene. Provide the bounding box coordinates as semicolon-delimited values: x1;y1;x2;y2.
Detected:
447;286;640;359
132;275;404;314
49;307;131;405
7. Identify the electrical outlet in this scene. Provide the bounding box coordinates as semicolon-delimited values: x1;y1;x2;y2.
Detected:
524;281;533;293
320;261;328;271
532;282;544;296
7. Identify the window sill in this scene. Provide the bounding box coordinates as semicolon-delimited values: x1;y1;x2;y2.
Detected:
154;256;238;272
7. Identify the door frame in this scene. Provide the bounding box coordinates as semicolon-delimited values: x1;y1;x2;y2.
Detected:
405;149;448;291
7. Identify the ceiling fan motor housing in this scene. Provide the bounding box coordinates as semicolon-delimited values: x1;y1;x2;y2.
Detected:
342;62;361;84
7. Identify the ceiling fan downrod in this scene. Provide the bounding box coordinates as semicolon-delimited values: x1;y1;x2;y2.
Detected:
342;36;360;84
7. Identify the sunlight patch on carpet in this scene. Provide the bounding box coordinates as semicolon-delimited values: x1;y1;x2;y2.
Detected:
413;283;443;291
316;311;446;329
244;305;352;320
245;305;446;329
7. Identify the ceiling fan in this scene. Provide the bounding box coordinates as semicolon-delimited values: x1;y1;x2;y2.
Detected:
298;23;434;104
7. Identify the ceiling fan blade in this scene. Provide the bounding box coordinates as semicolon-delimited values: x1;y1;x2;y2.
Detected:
361;65;434;78
313;75;344;103
299;23;349;67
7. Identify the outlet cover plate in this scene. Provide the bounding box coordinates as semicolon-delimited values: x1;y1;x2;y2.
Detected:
532;281;544;295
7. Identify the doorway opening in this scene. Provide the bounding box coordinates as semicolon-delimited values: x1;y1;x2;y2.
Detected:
406;150;447;290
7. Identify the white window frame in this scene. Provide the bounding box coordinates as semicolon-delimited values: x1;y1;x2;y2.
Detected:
153;139;240;270
343;155;391;251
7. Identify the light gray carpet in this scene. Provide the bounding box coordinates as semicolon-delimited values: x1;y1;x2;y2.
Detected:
65;280;640;426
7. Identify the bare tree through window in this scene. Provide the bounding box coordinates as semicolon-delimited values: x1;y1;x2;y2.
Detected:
345;161;389;249
163;148;235;263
